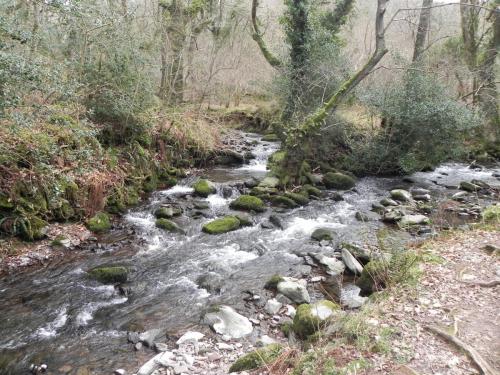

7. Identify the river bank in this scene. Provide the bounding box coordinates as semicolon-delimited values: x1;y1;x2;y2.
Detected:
0;130;499;374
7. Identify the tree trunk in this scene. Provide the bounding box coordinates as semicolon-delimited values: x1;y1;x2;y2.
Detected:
477;6;499;143
287;0;389;148
413;0;433;61
283;0;310;122
460;0;480;104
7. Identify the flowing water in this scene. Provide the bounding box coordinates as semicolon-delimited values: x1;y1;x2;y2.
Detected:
0;133;499;374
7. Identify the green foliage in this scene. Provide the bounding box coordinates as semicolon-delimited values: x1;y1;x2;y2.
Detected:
86;212;111;233
229;344;283;373
202;216;241;234
482;204;500;223
358;70;480;174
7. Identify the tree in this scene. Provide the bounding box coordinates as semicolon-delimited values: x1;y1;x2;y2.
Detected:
460;0;499;143
413;0;433;61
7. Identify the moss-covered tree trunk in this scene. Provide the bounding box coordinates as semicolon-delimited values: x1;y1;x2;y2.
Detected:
282;0;310;122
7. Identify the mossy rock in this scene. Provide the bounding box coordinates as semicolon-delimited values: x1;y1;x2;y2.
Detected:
18;216;49;241
86;212;111;233
154;206;182;219
155;218;184;233
258;176;280;189
0;194;14;210
264;274;284;290
193;179;216;197
234;214;253;227
356;259;388;293
53;199;75;221
311;228;334;242
269;195;298;209
261;133;280;142
323;172;356;190
229;195;266;212
250;186;278;196
229;344;283;373
300;184;322;198
284;192;309;206
202;216;240;234
125;186;140;206
292;300;340;339
88;266;128;284
193;201;210;210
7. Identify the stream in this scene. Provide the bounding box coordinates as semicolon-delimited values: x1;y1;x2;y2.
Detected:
0;133;499;374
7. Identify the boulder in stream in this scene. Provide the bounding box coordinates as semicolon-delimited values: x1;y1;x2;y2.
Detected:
258;176;280;189
341;248;363;275
154;206;182;219
276;277;310;304
459;181;480;192
323;172;356;190
312;254;345;276
399;214;430;227
390;189;412;202
229;195;266;212
203;305;253;339
88;266;128;284
311;228;334;242
155;218;184;234
192;179;216;197
202;216;241;234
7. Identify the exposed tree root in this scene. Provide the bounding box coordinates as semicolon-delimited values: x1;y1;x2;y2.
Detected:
426;325;497;375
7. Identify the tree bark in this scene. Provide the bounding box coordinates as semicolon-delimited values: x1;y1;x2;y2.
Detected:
251;0;282;67
477;5;499;142
413;0;433;61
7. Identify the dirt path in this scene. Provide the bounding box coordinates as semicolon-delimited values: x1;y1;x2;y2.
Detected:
379;229;500;375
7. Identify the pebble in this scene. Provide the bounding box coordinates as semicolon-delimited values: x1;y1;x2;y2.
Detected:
114;370;126;375
217;343;233;350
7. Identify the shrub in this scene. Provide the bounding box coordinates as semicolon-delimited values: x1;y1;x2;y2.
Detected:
357;69;479;174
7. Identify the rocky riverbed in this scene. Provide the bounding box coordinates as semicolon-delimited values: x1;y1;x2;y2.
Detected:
0;132;499;375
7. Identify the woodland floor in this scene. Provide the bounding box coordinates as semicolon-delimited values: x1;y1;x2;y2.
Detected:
363;228;500;375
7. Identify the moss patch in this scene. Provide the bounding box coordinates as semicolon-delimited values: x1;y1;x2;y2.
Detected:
284;192;310;206
154;206;182;219
300;184;322;198
323;172;356;190
264;274;284;290
229;195;266;212
88;266;128;284
292;300;340;339
270;195;298;208
311;228;334;242
229;344;283;373
18;216;49;241
155;218;184;233
193;179;216;197
86;212;111;233
202;216;240;234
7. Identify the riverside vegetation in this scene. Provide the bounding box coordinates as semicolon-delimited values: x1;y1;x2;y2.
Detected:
0;1;499;375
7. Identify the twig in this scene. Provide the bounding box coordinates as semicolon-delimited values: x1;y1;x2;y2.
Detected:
460;279;500;288
426;325;497;375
